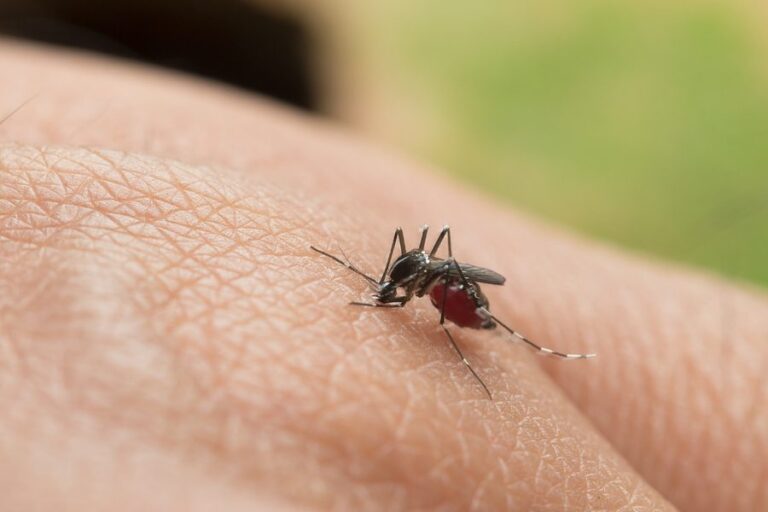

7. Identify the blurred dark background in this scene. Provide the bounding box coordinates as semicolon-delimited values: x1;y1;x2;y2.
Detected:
0;0;766;287
0;0;316;109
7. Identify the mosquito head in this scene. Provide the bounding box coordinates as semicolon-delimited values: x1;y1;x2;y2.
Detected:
375;281;399;303
374;250;429;304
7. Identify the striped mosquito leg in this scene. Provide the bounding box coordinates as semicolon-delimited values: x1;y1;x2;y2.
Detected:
482;308;596;359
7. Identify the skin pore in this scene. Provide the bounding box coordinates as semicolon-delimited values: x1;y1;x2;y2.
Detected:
0;40;766;511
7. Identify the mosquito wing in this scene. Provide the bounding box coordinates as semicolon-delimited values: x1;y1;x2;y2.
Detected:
451;262;506;285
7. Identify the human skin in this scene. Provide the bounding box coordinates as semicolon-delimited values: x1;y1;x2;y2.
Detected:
0;40;766;511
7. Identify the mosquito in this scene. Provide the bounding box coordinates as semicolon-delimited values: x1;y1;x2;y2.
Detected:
310;225;595;399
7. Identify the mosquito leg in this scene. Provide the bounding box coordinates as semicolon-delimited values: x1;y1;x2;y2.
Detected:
444;258;595;360
310;245;378;285
397;228;406;256
438;273;492;400
418;224;429;251
379;227;406;284
447;257;470;286
349;294;409;307
482;309;596;359
349;301;406;308
429;225;453;258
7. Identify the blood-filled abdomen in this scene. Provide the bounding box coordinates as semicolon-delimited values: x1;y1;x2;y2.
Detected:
429;281;494;329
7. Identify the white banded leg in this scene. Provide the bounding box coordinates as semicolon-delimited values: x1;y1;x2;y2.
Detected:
445;259;596;360
480;307;596;359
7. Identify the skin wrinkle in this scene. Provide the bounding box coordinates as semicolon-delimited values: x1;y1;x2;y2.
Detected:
1;42;765;510
0;143;672;510
9;222;632;502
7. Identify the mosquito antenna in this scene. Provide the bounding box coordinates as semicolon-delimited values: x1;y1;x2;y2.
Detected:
483;308;596;359
338;244;379;292
310;245;379;287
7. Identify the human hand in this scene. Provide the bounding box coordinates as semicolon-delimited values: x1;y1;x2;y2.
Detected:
1;41;766;511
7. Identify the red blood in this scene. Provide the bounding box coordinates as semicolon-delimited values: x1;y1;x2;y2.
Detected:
429;282;486;329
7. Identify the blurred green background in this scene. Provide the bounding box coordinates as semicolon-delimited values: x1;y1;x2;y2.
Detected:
331;0;768;287
1;0;765;286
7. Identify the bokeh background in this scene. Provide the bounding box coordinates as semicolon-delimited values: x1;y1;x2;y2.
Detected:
1;0;766;286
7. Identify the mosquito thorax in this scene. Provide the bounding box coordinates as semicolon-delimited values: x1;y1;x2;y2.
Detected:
388;250;429;284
